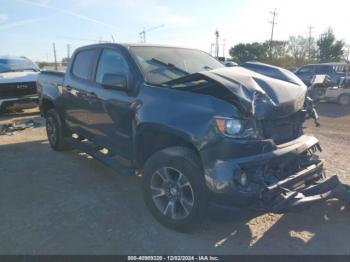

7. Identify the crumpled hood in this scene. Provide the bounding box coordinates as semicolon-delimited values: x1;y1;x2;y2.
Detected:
194;66;307;119
0;71;39;84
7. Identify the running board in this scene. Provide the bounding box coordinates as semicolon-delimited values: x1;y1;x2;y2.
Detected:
66;138;135;176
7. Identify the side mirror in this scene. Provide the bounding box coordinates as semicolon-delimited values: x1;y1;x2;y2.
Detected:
101;73;128;91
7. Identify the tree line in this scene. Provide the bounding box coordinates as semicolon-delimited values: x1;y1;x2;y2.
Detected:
229;28;347;69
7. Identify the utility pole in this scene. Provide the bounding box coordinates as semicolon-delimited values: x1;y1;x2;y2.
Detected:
268;9;277;58
210;43;215;56
222;38;226;57
52;43;58;71
67;44;71;60
139;24;164;43
346;44;350;62
307;25;314;59
215;29;219;58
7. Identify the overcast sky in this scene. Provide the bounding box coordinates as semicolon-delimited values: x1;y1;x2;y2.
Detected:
0;0;349;61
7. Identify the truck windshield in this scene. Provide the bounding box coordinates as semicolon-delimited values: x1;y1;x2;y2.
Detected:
0;58;39;73
129;46;224;85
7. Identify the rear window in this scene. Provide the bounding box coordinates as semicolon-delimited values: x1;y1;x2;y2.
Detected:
0;58;39;73
71;49;95;80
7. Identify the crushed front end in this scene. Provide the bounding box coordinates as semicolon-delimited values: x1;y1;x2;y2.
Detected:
203;120;350;212
201;95;349;212
166;64;350;211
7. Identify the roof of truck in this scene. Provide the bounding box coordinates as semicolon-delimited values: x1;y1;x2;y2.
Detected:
75;42;200;51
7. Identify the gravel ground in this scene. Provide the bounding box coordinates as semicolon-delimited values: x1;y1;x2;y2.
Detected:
0;104;349;255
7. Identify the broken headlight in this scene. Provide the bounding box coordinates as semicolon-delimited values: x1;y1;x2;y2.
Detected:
215;117;258;138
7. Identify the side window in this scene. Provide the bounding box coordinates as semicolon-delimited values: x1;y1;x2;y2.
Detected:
95;49;129;84
297;66;311;74
315;66;329;74
71;49;95;80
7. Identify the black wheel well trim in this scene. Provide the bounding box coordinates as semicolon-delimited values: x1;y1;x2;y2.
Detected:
41;97;55;116
134;124;202;169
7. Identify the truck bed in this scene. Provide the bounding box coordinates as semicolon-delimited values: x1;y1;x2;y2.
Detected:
38;70;64;88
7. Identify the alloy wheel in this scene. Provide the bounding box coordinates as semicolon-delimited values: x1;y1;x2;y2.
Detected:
150;167;194;220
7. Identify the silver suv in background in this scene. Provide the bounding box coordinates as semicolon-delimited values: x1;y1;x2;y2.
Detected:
0;56;40;112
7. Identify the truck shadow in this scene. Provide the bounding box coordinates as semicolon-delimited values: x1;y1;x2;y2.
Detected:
202;200;349;254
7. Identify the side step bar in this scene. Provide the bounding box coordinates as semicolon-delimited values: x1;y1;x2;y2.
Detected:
67;138;135;176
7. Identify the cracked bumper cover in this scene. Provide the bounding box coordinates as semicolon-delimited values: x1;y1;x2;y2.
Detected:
204;135;350;211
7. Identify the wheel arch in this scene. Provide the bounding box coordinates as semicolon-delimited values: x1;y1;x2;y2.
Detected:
134;124;202;169
40;98;55;117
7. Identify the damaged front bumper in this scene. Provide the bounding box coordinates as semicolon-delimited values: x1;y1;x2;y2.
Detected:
204;135;350;212
262;161;350;213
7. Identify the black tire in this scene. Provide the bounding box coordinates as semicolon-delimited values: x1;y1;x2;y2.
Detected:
142;146;207;232
45;108;70;151
338;94;350;105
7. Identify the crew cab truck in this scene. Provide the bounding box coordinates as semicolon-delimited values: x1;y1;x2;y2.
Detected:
38;43;350;231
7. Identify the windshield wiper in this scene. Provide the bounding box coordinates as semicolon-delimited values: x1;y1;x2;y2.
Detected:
151;58;189;76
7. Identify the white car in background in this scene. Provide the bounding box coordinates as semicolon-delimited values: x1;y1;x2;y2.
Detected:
0;56;40;113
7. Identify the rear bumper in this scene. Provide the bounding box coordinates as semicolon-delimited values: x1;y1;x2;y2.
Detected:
205;135;350;210
0;95;39;110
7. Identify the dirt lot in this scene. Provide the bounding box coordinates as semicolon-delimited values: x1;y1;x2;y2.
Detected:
0;104;349;255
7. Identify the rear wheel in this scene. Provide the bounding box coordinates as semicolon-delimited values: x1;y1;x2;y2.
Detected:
45;108;70;151
142;147;207;232
338;94;350;105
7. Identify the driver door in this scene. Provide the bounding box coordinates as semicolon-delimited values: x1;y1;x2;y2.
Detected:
85;48;135;160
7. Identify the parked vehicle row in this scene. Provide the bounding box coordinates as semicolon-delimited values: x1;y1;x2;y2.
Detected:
294;62;347;86
309;74;350;105
38;43;350;231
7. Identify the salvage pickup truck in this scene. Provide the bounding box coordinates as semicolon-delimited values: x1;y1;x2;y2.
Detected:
38;43;350;231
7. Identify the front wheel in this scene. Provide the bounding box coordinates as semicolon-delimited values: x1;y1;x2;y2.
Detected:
45;108;70;151
142;147;207;232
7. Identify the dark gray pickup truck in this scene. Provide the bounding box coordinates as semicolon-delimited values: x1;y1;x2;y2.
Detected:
38;43;350;231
